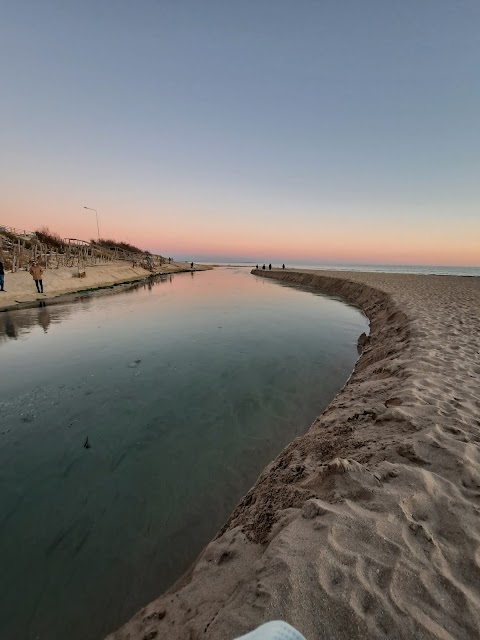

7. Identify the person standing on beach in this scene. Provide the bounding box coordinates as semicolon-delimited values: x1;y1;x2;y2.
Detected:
262;264;266;270
0;259;5;291
29;261;44;294
268;263;272;270
282;264;285;269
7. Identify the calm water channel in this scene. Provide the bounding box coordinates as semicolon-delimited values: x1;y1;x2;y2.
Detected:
0;267;368;640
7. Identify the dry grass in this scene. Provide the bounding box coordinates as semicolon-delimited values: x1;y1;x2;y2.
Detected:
35;227;65;249
93;237;147;254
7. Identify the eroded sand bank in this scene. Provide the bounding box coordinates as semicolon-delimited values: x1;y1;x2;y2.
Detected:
0;261;210;312
108;268;480;640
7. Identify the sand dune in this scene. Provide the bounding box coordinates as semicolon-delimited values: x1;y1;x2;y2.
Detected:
107;269;480;640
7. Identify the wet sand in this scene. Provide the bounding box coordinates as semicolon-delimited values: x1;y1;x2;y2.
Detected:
0;261;210;312
104;268;480;640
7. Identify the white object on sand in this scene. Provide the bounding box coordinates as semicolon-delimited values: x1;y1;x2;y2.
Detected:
235;620;306;640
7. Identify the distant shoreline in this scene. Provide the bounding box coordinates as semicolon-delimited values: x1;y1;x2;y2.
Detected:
199;262;480;277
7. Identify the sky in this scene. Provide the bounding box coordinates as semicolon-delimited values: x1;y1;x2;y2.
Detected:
1;0;479;265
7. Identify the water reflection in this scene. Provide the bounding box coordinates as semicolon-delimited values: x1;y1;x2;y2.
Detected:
0;300;73;342
0;273;175;342
2;312;18;339
37;304;51;333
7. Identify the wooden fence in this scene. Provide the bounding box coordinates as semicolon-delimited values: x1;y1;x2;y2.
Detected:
0;227;165;274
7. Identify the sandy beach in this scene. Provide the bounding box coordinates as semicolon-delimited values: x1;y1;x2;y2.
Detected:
0;261;210;312
106;268;480;640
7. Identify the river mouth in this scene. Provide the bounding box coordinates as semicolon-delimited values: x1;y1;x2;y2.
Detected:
0;267;367;640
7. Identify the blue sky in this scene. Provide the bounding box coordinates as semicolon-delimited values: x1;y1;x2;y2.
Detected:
1;1;479;263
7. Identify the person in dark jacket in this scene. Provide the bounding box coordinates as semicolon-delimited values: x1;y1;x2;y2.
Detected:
268;263;272;270
0;260;5;291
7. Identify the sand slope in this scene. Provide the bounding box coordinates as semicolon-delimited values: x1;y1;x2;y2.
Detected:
0;261;208;312
107;269;480;640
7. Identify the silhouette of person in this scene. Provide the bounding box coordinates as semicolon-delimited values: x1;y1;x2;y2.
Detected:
268;263;272;270
4;312;17;339
191;262;194;269
262;264;266;270
0;259;5;291
256;265;258;269
37;305;51;333
282;264;285;269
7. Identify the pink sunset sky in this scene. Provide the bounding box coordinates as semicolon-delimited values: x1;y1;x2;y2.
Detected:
3;187;478;265
2;3;479;266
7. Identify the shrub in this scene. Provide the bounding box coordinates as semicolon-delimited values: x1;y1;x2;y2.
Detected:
92;237;144;254
0;230;19;243
35;227;65;249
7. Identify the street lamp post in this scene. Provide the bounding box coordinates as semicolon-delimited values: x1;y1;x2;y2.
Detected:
84;206;100;240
